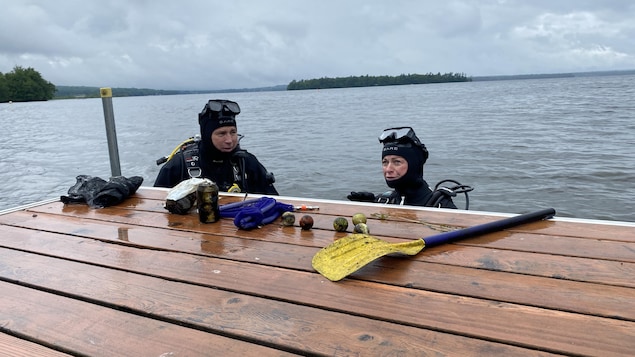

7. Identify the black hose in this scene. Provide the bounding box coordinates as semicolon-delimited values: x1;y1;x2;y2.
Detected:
433;179;474;210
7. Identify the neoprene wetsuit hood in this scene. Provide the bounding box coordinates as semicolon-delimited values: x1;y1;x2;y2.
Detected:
380;127;429;191
198;99;240;160
382;141;426;190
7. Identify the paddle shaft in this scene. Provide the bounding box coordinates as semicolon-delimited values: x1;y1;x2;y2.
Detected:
423;208;556;247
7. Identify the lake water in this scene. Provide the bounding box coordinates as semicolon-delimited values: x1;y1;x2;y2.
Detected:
1;75;634;222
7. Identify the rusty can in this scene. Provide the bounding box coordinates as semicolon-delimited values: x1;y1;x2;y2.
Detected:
196;181;219;223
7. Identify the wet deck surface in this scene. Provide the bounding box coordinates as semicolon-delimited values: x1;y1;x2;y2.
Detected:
1;187;634;356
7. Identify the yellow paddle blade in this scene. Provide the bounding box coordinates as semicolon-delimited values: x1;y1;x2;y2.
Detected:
311;234;425;281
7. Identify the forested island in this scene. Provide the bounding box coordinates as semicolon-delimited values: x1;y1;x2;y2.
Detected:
0;66;56;102
287;72;471;90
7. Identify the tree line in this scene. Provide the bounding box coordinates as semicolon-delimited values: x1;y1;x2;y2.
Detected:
1;65;473;102
0;66;56;102
0;66;193;102
287;72;471;90
54;86;190;99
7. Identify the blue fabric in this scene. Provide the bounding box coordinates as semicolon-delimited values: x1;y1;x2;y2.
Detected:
219;197;294;230
233;206;264;230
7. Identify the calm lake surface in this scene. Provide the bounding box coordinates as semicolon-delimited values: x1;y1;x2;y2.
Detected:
1;75;634;221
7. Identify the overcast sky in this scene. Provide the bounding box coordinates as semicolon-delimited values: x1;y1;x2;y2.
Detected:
2;0;634;90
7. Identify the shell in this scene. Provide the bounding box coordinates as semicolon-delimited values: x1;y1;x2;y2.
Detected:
333;217;349;232
352;213;367;225
299;215;314;230
353;223;370;234
281;212;295;226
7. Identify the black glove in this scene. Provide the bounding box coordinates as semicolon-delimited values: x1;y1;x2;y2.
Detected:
347;191;376;202
61;175;107;205
91;176;144;208
61;175;144;208
374;190;402;204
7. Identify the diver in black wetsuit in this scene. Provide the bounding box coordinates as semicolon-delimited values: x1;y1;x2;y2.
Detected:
349;127;472;209
154;99;278;195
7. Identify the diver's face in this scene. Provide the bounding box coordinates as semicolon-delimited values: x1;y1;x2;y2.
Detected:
211;126;238;152
382;155;408;182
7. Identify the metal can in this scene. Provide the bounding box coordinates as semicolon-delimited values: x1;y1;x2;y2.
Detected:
196;181;219;223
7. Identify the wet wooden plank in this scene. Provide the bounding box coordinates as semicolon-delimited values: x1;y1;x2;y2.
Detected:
1;231;634;356
0;332;73;357
0;282;298;356
0;251;557;357
16;200;635;262
2;188;634;356
3;208;635;288
130;188;635;241
29;192;557;234
2;206;635;311
28;193;635;247
1;220;633;321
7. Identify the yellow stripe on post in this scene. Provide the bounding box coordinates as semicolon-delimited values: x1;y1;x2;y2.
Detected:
100;87;112;98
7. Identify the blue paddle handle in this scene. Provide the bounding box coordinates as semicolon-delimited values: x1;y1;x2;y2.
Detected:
422;208;556;247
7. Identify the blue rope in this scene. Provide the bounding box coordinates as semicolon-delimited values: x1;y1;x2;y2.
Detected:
219;197;294;230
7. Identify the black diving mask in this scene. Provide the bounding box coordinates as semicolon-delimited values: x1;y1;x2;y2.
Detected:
378;127;422;146
204;100;241;115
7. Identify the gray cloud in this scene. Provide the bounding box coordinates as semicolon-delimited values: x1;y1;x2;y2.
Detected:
1;0;634;90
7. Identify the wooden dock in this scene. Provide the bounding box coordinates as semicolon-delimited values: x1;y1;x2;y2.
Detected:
1;187;634;356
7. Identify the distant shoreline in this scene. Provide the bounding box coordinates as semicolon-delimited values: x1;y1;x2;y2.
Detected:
472;69;635;81
53;69;635;99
